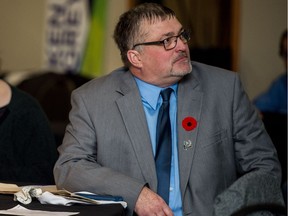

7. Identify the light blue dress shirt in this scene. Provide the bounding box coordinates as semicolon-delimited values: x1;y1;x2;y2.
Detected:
135;77;183;216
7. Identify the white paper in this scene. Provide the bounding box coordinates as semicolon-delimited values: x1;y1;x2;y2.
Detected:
38;191;90;206
0;205;79;216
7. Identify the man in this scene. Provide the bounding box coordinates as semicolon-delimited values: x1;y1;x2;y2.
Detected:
54;3;282;216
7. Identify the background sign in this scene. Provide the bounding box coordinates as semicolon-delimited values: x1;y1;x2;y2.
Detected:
44;0;89;73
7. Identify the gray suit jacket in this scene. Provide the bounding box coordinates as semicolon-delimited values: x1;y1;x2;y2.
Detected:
54;62;281;216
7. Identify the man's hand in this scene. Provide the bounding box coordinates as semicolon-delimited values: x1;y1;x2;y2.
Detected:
134;187;174;216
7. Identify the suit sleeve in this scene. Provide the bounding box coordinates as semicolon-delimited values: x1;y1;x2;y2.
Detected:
53;89;145;214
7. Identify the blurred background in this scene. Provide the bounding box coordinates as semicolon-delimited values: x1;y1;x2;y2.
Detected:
0;0;286;146
0;0;286;98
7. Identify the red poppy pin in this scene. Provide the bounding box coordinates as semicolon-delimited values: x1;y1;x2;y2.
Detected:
182;117;197;131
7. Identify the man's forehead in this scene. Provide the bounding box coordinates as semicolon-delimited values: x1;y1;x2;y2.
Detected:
140;16;177;26
140;18;182;36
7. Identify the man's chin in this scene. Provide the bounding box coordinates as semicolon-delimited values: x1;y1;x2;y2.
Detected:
171;63;192;76
171;70;191;77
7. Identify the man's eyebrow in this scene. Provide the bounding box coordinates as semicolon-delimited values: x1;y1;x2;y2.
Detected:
178;27;185;34
162;27;184;37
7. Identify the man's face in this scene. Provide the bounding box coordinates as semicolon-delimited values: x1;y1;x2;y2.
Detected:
131;17;192;87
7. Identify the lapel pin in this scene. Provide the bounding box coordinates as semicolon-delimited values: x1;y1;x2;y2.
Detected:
183;140;192;150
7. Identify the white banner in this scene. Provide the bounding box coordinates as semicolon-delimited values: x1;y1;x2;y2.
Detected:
44;0;89;73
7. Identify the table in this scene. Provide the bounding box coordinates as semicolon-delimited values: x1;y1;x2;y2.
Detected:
0;194;126;216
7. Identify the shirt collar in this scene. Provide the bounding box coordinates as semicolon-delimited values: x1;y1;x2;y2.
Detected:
134;77;178;110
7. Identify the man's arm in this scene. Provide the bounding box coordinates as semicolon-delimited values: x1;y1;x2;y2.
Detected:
53;89;146;215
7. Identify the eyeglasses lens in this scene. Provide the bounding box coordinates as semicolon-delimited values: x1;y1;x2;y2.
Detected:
165;31;190;50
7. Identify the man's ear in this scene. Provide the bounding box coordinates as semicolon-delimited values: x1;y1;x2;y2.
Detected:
127;50;142;68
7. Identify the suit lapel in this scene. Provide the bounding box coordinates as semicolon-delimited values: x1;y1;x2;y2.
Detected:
177;74;203;194
115;71;157;190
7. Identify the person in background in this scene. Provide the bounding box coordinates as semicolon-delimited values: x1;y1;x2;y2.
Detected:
253;30;287;114
54;3;282;216
254;30;287;206
0;79;58;185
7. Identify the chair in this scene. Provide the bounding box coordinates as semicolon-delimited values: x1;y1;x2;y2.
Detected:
17;72;90;146
214;171;286;216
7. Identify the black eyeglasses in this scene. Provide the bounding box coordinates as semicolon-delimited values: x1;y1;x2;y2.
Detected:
132;30;190;51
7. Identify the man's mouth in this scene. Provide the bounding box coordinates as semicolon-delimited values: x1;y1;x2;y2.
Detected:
173;52;189;64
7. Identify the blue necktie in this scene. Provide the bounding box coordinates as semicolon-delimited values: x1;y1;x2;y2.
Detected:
155;88;172;204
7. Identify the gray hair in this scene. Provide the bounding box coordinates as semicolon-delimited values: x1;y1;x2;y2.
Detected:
113;3;176;67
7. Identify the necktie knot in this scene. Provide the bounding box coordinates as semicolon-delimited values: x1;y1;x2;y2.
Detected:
160;88;173;103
